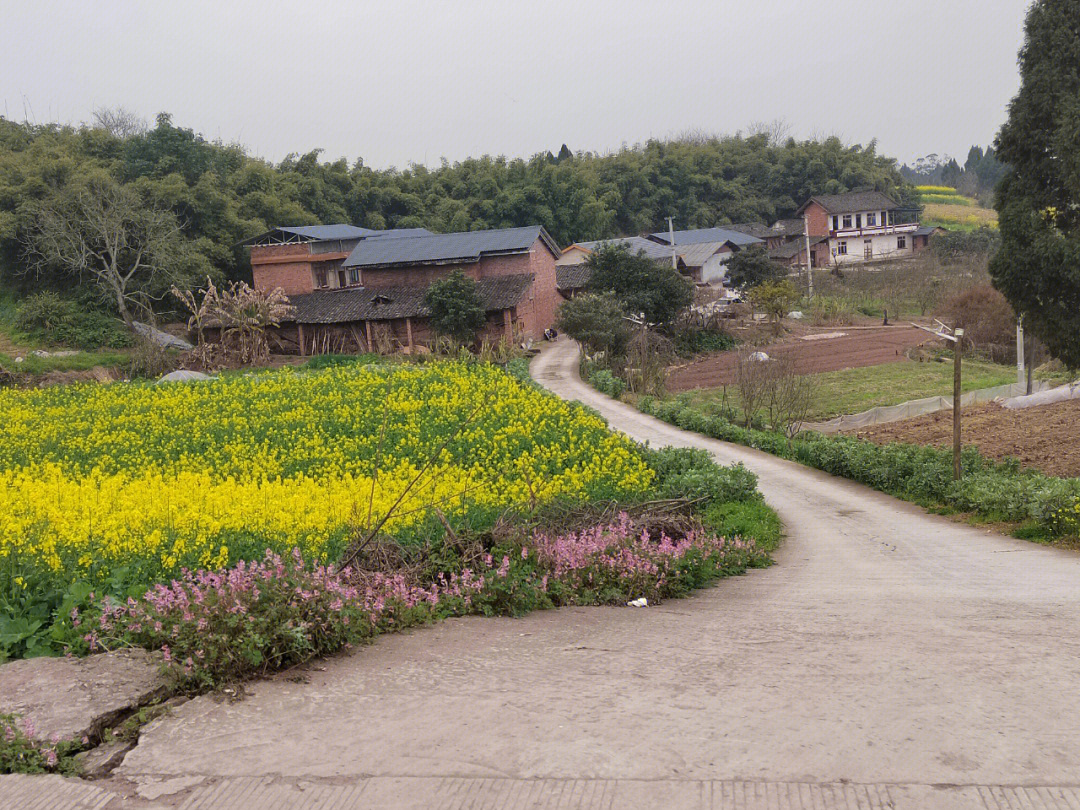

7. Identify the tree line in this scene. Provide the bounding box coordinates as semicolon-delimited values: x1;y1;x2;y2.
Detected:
0;111;912;302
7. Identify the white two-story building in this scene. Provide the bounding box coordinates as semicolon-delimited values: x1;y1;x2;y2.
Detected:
796;190;930;266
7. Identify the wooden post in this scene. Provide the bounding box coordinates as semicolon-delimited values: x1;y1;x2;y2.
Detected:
953;328;964;480
365;321;373;353
405;317;414;352
503;308;513;341
297;323;306;357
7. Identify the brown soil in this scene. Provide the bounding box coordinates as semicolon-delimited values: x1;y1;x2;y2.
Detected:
853;399;1080;478
36;366;121;387
668;324;930;391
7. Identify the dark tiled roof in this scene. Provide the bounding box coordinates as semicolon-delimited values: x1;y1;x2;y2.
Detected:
650;227;763;247
913;225;943;237
769;236;827;260
726;222;773;239
769;219;806;237
343;225;559;268
285;274;534;324
556;264;592;291
798;190;899;215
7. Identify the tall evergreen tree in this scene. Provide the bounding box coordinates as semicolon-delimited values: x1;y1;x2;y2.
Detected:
990;0;1080;367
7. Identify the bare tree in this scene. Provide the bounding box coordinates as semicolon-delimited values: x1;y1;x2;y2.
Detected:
761;355;816;438
24;175;185;329
736;350;815;435
745;118;792;146
91;106;148;139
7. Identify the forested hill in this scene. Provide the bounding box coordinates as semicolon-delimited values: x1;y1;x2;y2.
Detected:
0;113;912;286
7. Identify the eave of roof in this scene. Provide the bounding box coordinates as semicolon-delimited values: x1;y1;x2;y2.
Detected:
284;273;534;324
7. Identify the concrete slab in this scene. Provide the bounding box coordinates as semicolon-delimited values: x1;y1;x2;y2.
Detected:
0;649;166;742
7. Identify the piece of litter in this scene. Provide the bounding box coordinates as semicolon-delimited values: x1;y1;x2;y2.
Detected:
627;597;648;608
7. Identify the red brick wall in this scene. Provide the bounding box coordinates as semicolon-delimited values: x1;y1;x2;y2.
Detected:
802;202;831;238
351;239;559;340
250;244;316;295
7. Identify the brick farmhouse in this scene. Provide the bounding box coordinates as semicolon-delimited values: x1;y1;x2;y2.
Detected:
243;225;560;355
796;190;940;267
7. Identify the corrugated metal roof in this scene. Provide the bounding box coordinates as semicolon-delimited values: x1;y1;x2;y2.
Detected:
676;241;731;268
568;236;675;262
240;225;435;246
797;191;899;215
650;227;763;247
277;225;378;241
342;225;558;269
285;274;534;324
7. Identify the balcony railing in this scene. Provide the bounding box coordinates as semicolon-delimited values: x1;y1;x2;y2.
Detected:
832;222;919;238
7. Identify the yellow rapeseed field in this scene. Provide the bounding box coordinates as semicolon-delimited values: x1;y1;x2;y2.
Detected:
0;361;653;591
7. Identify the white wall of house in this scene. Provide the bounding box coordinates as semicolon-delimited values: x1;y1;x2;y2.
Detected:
699;251;730;283
827;232;916;265
827;210;894;231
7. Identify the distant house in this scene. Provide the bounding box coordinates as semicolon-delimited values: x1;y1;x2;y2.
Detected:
769;235;829;269
647;227;765;285
560;230;765;289
244;225;434;295
648;226;764;250
796;190;926;266
555;236;678;297
243;224;560;354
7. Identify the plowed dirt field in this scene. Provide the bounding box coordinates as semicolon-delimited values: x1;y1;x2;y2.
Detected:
853;399;1080;478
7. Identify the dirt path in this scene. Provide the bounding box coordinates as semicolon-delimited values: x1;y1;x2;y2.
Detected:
7;342;1080;810
667;324;929;391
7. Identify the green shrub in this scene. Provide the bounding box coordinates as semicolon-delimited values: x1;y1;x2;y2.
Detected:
672;328;736;358
303;353;381;370
704;500;783;555
14;292;133;350
589;367;626;398
645;446;758;505
641;399;1080;540
504;357;532;384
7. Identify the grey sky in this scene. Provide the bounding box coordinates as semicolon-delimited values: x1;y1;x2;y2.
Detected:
3;0;1027;170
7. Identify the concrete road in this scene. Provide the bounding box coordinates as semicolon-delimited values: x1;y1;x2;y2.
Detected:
7;340;1080;810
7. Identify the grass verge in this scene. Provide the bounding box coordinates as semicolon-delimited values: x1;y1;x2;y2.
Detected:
678;357;1020;422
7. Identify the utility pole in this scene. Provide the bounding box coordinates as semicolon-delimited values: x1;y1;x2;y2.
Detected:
1016;315;1025;387
803;214;814;299
666;216;677;269
953;328;964;480
912;321;965;480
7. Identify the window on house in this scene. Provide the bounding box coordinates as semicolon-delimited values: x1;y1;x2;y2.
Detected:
837;241;848;255
855;214;862;228
832;215;839;231
897;236;907;250
867;213;877;226
842;215;852;229
348;268;360;285
314;267;328;288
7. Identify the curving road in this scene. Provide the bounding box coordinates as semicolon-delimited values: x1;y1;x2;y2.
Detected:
11;341;1080;810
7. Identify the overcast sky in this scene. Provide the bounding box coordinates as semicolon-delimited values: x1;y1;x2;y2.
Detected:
2;0;1028;170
